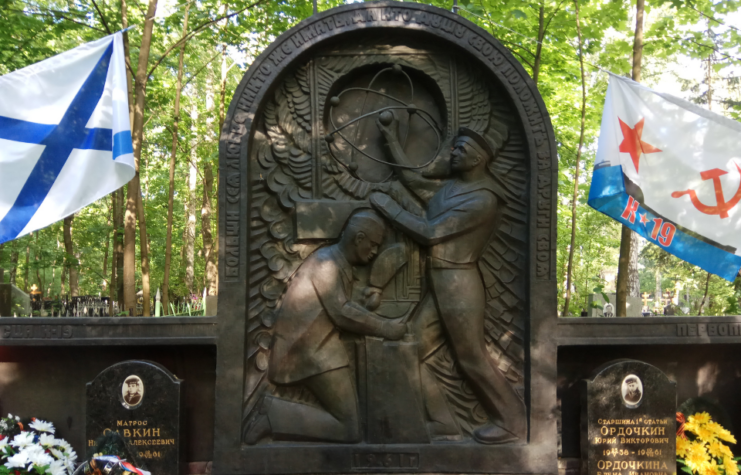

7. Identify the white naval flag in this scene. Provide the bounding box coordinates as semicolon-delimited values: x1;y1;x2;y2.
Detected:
0;32;135;244
589;74;741;281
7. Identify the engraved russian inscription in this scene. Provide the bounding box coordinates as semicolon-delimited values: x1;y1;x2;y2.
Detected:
352;453;420;470
87;360;183;475
583;360;676;475
677;323;741;337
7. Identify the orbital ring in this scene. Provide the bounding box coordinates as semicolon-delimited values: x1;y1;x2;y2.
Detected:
328;105;442;170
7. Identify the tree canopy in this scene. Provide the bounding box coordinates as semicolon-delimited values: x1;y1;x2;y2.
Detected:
0;0;739;316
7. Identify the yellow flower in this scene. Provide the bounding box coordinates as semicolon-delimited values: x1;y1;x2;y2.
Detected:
678;436;691;457
701;460;722;475
717;428;737;444
707;422;726;436
693;413;713;425
720;443;734;459
691;459;710;475
723;457;739;475
691;441;709;458
698;426;718;443
687;420;702;434
688;445;710;473
708;441;727;458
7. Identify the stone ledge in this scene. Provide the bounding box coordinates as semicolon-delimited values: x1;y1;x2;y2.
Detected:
0;316;217;345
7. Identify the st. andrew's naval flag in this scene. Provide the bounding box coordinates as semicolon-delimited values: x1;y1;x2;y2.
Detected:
0;33;135;244
589;74;741;281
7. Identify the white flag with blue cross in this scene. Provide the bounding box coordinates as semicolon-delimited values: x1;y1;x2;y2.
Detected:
0;32;135;244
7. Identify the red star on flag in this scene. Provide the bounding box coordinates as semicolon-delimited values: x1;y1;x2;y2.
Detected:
639;213;649;225
618;117;662;173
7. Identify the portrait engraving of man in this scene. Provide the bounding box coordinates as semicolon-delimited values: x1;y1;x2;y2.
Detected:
244;210;407;444
369;114;527;444
622;375;643;405
122;376;143;407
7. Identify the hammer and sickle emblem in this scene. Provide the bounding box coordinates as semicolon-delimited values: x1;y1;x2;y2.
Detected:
671;162;741;219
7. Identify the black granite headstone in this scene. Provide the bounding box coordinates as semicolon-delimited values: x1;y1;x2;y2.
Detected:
87;360;184;475
582;360;676;475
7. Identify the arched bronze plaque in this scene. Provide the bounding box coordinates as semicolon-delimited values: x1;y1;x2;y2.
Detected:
217;2;557;473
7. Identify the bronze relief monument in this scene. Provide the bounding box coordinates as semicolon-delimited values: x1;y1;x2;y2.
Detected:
216;2;558;473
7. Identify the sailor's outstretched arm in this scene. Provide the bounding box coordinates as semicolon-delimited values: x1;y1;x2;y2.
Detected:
376;114;442;204
370;191;496;246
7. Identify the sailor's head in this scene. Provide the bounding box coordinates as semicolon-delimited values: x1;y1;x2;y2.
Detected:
451;126;504;173
124;377;140;394
625;377;639;392
341;209;386;265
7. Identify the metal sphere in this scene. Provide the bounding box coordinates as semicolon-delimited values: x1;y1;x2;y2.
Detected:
378;110;394;126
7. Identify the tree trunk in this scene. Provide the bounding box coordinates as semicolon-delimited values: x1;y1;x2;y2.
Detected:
118;0;132;314
46;266;54;299
9;248;18;286
532;3;545;84
706;21;713;111
136;179;151;316
110;192;118;315
103;203;112;292
63;215;79;297
122;0;135;316
34;231;43;299
628;234;640;299
24;237;30;293
654;270;661;314
562;0;587;317
185;102;198;295
616;0;645;317
163;4;189;315
121;0;134;124
60;266;66;299
115;188;124;310
203;65;217;297
219;44;228;133
699;272;711;315
631;0;644;83
124;190;137;314
202;159;217;296
123;0;158;315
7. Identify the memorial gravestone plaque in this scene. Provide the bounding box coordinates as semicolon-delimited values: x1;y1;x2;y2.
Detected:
582;360;676;475
87;360;184;475
216;1;559;473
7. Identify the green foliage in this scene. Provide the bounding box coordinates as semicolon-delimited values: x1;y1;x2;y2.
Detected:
0;0;738;314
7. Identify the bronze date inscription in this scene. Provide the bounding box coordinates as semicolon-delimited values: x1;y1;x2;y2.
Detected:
352;453;419;471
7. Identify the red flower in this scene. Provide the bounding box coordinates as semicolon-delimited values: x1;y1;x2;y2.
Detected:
0;435;5;441
677;412;687;439
16;422;23;431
